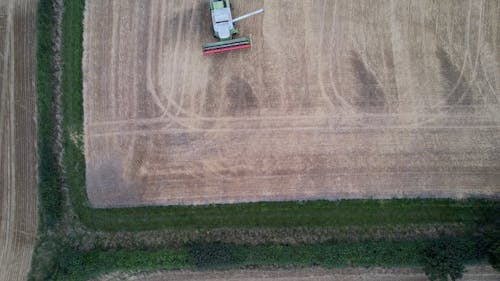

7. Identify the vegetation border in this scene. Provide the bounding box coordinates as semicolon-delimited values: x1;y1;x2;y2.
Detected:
48;238;487;281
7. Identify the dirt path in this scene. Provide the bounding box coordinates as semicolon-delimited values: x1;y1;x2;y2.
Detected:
83;0;500;207
0;0;38;280
98;266;500;281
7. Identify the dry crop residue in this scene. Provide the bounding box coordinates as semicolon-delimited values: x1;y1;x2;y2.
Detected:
0;0;38;280
98;266;500;281
83;0;500;207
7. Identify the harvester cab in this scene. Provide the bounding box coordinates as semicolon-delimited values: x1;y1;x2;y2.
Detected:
203;0;264;55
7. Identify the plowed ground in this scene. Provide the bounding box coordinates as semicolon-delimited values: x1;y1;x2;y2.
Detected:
0;0;38;280
83;0;500;207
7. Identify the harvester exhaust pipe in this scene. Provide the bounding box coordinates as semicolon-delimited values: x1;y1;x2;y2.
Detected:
232;9;265;23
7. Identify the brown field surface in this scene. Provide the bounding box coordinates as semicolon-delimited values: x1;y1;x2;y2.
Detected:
0;0;38;280
83;0;500;207
98;266;500;281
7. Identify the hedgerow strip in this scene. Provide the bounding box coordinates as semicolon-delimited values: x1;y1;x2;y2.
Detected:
37;0;62;230
52;238;486;280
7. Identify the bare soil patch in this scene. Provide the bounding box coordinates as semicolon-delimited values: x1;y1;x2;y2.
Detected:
0;0;38;280
83;0;500;207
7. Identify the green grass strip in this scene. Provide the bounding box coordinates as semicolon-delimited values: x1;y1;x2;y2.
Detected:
78;199;497;231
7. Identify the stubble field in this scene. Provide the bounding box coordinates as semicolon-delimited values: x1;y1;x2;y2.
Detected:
83;0;500;207
0;0;38;280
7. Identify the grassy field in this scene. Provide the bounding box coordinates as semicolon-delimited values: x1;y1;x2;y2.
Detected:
73;198;499;231
28;0;500;279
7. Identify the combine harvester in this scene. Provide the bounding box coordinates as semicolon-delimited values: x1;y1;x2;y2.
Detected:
203;0;264;55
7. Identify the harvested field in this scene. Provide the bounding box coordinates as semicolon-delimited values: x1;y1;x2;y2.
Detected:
0;0;38;280
98;266;500;281
83;0;500;207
